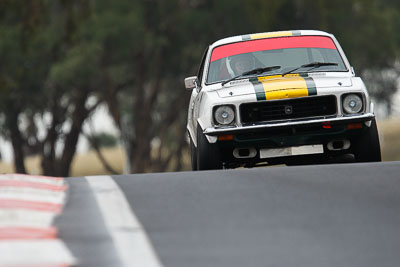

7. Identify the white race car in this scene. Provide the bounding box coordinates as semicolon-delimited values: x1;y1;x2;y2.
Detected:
185;30;381;170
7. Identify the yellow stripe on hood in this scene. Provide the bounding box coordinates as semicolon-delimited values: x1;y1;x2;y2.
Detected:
258;76;309;100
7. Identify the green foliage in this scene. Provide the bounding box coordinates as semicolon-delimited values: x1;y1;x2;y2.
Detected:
49;42;102;87
90;132;118;149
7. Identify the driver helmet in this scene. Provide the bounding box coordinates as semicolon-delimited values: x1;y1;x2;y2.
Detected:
226;53;255;76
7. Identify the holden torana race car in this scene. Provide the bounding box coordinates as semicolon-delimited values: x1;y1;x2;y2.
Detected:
185;30;381;170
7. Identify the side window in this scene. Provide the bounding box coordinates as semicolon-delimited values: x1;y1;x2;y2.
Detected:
197;47;209;84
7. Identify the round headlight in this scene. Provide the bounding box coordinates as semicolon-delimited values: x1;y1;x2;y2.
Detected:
214;105;235;125
343;94;363;114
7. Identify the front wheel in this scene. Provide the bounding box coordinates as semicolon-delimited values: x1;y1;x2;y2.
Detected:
354;118;382;162
196;124;222;170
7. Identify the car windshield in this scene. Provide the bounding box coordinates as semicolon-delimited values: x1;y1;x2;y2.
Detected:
206;35;347;84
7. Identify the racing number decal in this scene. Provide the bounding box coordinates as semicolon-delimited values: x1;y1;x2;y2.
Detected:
250;76;317;101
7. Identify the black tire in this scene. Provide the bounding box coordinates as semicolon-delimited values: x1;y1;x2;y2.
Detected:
190;136;198;170
196;124;222;170
354;118;382;162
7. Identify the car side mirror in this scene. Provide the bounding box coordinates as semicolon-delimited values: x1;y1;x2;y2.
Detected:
184;76;200;91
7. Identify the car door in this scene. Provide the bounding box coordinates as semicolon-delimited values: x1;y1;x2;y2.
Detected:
191;47;209;137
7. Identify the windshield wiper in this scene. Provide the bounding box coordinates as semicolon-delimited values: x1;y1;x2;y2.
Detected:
221;65;281;86
282;62;338;76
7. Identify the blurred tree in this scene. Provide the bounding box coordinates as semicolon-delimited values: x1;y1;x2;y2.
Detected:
77;0;216;173
88;132;118;149
83;130;119;175
0;0;98;176
0;0;50;173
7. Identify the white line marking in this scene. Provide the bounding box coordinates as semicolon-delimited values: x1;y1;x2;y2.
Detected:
85;175;163;267
0;239;76;266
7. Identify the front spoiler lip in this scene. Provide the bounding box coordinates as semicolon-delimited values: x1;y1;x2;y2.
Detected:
204;113;375;136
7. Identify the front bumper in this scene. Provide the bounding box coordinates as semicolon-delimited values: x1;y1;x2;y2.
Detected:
204;113;374;136
203;113;375;166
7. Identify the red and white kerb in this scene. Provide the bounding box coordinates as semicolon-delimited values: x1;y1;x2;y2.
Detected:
0;174;76;267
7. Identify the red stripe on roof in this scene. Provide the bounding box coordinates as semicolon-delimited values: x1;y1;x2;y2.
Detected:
0;180;66;191
211;36;337;62
0;199;63;213
0;226;58;240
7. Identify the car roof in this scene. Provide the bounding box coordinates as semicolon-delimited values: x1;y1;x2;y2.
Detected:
210;30;334;49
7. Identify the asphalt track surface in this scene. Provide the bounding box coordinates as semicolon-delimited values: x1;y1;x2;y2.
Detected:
56;161;400;267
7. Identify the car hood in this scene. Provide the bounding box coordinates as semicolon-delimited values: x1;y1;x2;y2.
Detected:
216;76;353;98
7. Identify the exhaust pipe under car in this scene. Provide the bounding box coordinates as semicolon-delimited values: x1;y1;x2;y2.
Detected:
233;147;257;159
327;140;351;151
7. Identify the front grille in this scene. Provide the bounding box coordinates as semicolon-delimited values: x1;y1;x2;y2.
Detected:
240;95;337;124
